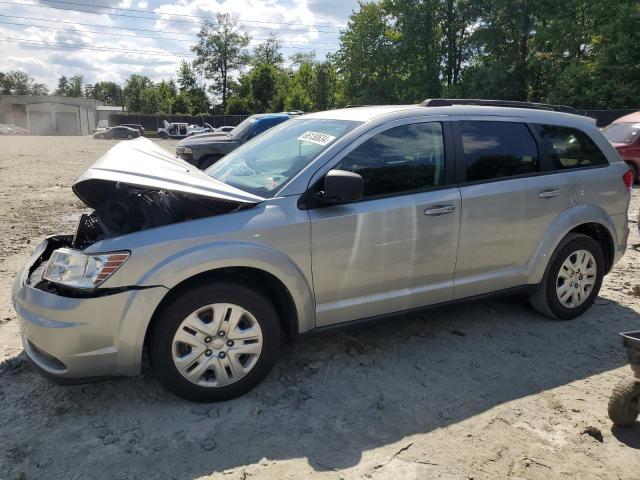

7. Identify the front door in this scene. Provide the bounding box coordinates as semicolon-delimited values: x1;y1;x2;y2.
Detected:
308;119;461;326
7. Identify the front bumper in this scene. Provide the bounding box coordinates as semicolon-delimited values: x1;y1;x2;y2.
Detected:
12;238;168;381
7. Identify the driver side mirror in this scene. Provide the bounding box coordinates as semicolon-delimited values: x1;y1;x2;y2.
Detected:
319;169;364;205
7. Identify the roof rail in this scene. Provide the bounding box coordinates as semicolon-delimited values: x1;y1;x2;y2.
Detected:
420;98;577;114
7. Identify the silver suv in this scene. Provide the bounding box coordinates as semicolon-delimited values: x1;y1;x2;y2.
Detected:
12;100;632;402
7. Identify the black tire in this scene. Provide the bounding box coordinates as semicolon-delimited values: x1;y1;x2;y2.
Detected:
608;379;640;427
198;155;222;170
529;233;604;320
159;132;168;139
127;134;132;140
150;282;281;402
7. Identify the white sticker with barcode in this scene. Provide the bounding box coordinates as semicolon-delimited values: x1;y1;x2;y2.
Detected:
297;131;336;146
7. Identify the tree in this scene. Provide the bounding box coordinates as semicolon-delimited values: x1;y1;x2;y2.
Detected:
176;60;210;114
289;51;316;67
311;62;338;111
123;74;153;112
192;13;250;110
67;75;84;97
55;75;69;96
252;33;284;66
173;92;193;114
93;81;123;105
0;70;45;95
335;2;403;105
156;80;177;113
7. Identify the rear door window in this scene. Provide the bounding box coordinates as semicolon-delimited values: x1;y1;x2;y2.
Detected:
534;124;608;170
458;121;539;182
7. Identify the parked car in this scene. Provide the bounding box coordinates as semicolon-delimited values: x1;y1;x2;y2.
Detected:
602;111;640;183
6;124;30;135
176;113;293;169
119;124;146;136
158;121;213;139
93;126;141;140
13;100;631;402
0;124;14;135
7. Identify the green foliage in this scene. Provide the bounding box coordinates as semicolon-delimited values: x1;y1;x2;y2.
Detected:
252;34;284;67
123;74;153;112
93;81;123;106
0;70;47;95
192;13;251;109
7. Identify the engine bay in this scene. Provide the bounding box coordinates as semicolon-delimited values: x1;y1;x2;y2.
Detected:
72;182;249;249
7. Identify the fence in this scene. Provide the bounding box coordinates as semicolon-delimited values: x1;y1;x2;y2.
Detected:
107;114;249;131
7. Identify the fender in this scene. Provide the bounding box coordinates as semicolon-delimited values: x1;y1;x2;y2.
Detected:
527;204;618;284
114;241;316;374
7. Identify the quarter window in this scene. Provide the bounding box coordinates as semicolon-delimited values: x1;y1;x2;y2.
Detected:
534;124;608;169
335;122;446;198
459;121;539;182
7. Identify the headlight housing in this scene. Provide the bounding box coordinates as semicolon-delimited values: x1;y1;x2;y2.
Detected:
177;146;192;158
42;249;129;289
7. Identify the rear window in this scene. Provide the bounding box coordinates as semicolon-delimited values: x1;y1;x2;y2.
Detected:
459;121;539;182
534;125;608;170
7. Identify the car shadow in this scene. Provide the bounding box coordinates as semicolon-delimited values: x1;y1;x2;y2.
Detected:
2;295;640;479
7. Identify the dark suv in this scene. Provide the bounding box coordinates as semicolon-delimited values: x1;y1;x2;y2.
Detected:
176;113;292;169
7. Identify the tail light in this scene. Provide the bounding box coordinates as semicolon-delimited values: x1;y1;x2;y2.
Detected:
622;169;634;193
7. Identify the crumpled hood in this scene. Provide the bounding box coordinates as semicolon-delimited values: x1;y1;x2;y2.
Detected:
73;137;264;208
179;132;235;146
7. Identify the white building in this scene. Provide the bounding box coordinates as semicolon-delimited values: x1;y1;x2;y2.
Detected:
0;95;103;135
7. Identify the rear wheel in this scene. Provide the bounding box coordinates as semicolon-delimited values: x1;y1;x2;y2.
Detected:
150;282;281;402
530;233;604;320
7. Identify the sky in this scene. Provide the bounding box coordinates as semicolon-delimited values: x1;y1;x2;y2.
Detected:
0;0;359;91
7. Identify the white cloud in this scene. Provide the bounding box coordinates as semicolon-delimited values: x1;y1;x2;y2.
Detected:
0;0;354;91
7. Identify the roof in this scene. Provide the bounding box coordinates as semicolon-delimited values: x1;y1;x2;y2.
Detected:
612;111;640;123
302;104;595;128
0;95;104;108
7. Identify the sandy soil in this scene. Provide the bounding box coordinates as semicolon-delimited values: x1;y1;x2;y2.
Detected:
1;136;639;480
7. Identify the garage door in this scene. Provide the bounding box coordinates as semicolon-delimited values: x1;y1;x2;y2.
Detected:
29;111;54;135
55;112;79;135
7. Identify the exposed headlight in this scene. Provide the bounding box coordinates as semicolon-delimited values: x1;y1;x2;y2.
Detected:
177;146;192;157
42;248;129;289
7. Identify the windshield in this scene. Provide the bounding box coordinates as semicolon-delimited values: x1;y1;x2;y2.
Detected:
207;118;360;197
603;122;640;144
230;116;255;138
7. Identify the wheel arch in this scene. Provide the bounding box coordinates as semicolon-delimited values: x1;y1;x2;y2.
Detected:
144;266;300;354
528;205;618;284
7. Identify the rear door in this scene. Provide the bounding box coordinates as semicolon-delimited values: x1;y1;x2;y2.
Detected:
308;117;461;326
452;117;570;299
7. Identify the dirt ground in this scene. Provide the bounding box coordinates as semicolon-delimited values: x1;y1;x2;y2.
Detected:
1;136;639;480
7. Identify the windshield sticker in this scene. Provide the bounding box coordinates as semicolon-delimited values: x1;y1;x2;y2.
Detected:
297;131;336;146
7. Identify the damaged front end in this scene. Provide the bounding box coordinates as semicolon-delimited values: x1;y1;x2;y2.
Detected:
70;138;264;249
25;139;264;295
71;181;248;249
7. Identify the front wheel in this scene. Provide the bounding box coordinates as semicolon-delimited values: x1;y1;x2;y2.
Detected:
159;131;168;139
150;282;281;402
530;233;604;320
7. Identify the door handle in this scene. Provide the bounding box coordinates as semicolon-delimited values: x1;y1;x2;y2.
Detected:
424;205;455;216
538;189;561;199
